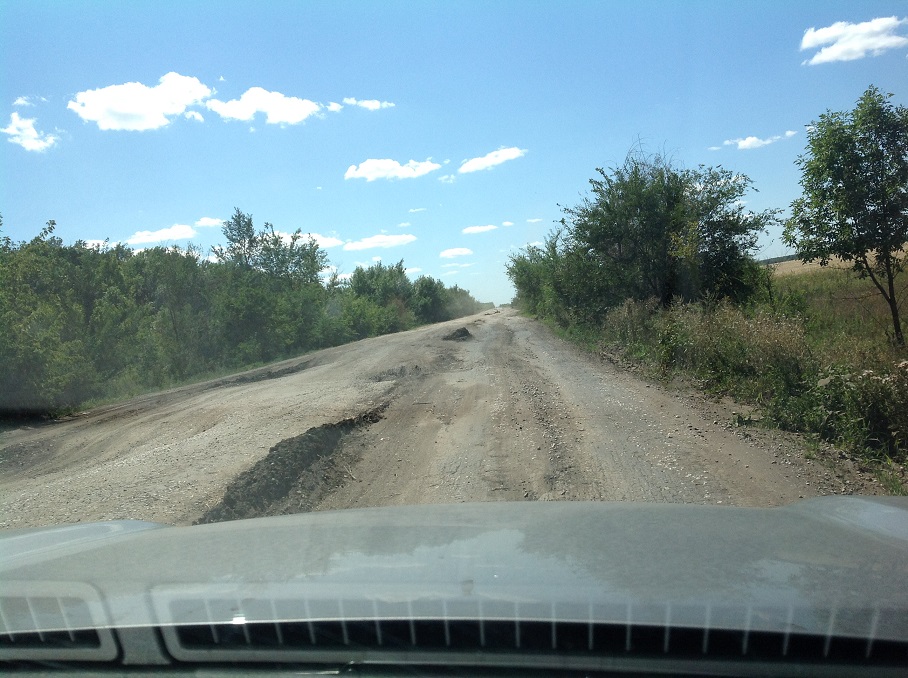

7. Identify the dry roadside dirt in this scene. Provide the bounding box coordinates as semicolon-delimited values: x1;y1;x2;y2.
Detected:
0;309;887;529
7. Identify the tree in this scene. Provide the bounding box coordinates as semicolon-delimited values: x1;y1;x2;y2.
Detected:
532;151;774;324
784;86;908;345
213;208;259;268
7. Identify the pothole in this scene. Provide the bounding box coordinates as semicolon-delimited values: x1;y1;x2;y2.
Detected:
195;405;386;524
369;364;421;382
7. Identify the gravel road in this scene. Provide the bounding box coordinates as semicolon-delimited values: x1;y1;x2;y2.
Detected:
0;309;884;529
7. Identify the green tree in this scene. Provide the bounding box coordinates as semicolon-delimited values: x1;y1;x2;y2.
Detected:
410;275;448;323
784;86;908;345
258;224;327;284
213;208;259;269
527;151;774;324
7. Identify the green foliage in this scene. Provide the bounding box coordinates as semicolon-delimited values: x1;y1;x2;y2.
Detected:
592;269;908;463
784;86;908;345
507;151;776;323
0;213;486;417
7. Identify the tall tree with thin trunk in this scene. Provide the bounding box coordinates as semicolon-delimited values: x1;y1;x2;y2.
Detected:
784;86;908;346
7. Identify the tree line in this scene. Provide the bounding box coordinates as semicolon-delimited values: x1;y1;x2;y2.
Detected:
508;86;907;345
0;208;488;416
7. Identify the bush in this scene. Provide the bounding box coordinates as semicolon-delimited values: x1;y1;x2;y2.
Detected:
598;298;906;462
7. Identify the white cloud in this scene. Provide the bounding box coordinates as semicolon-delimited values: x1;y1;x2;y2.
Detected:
13;96;32;106
442;262;474;268
502;221;514;227
207;87;321;124
462;225;497;234
459;146;527;174
2;112;58;151
343;234;417;250
184;110;204;122
801;16;908;65
405;267;422;275
68;72;211;131
326;102;343;112
722;130;797;150
409;207;427;213
398;222;411;228
526;218;543;223
195;217;222;227
302;232;344;248
707;145;722;151
438;174;456;184
440;247;473;258
342;97;395;111
267;229;343;249
126;223;196;244
344;158;440;181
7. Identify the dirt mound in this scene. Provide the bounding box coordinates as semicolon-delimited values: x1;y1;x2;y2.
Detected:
442;327;472;341
195;405;386;524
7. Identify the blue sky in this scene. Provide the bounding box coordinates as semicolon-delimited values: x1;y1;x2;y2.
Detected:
2;1;906;305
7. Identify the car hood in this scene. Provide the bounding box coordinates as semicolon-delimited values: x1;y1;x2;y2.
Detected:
2;497;907;643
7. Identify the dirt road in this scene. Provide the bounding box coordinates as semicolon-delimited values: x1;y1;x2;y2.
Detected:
0;309;881;529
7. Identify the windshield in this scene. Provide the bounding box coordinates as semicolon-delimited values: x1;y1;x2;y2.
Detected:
1;2;906;674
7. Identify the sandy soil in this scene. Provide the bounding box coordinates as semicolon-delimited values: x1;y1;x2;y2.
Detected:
0;309;886;529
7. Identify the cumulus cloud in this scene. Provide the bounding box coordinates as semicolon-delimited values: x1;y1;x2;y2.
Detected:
267;229;343;249
184;111;204;122
801;16;908;65
195;217;223;227
126;223;196;244
502;221;514;227
303;232;344;248
342;234;417;250
462;225;497;234
459;146;527;174
723;130;797;150
342;97;395;111
438;174;456;184
207;87;321;124
344;158;441;181
326;102;343;112
13;96;32;106
440;247;473;258
2;112;58;151
68;72;211;131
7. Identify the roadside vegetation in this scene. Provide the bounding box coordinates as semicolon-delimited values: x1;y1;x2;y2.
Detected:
508;86;907;478
0;208;488;417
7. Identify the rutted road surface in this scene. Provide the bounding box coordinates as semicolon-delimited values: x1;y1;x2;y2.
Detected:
0;309;877;529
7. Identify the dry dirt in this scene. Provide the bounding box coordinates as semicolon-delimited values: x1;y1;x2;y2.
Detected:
0;309;887;529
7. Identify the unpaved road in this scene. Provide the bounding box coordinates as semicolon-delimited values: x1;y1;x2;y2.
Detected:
0;309;884;529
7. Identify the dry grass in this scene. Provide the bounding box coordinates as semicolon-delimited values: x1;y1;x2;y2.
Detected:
769;248;908;277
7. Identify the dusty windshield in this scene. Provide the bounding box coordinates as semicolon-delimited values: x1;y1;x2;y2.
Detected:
1;4;906;529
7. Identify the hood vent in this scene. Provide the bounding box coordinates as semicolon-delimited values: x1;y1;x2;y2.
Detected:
0;587;118;663
157;597;908;672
